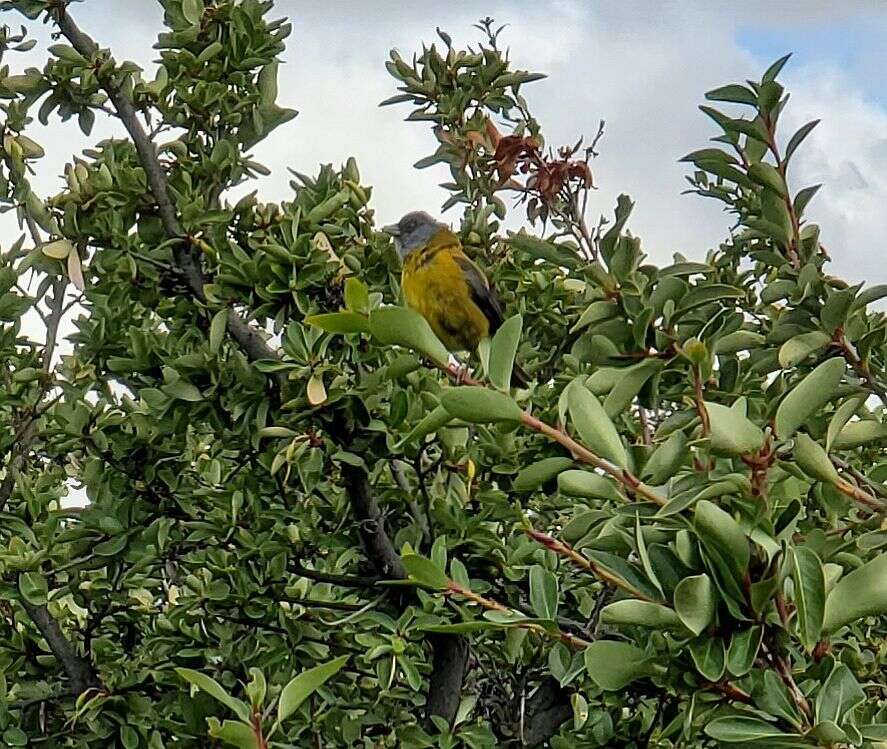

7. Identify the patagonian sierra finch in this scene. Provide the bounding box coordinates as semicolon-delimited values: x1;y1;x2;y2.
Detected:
384;211;529;387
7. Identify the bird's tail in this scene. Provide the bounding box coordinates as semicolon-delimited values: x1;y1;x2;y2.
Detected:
511;362;531;388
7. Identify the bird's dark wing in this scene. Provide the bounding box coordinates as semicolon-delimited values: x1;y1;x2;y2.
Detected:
453;254;504;334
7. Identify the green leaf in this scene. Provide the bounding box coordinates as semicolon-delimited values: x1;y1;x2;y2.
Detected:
529;565;558;620
823;552;887;632
277;655;349;724
181;0;204;25
419;621;505;634
175;668;251;722
704;717;790;742
785;119;819;163
775;357;846;439
78;109;95;137
694;500;749;580
600;600;683;630
694;157;754;188
853;283;887;310
343;277;369;314
603;359;663;418
792;432;839;484
566;380;627;468
640;431;687;485
679;149;738;165
778;331;830;369
209;309;228;355
206;719;257;749
396;405;452;446
0;292;31;321
747;162;786;195
197;40;224;64
793;184;821;217
705;401;764;457
440;387;523;424
815;662;865;725
726;626;762;677
860;725;887;741
821;287;856;334
306;311;370;335
401;553;450;590
830;419;887;449
386;353;422;380
673;574;715;636
588;551;663;601
675;284;744;317
763;53;792;83
826;397;862;452
369;307;449;365
488;314;522;390
18;571;47;606
557;470;622;501
790;546;825;652
756;670;803;729
583;641;658;690
163;381;203;402
245;667;266;709
570;301;618;334
41;238;73;259
713;330;766;354
508;232;578;269
512;457;573;492
2;728;28;747
705;84;758;106
688;636;725;681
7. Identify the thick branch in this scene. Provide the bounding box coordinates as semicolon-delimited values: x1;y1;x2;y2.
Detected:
53;6;278;366
521;679;573;747
343;463;406;579
20;600;97;695
425;633;469;723
340;460;468;724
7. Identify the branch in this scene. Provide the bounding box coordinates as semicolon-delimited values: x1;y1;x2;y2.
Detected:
20;600;98;695
521;678;573;748
339;460;468;724
290;559;382;589
424;633;469;724
831;455;887;500
436;363;666;506
342;463;406;579
835;334;887;408
520;411;666;506
52;6;279;367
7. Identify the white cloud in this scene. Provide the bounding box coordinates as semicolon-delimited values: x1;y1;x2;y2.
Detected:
7;0;887;359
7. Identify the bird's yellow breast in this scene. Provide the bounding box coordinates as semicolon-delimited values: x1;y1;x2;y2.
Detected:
401;240;489;353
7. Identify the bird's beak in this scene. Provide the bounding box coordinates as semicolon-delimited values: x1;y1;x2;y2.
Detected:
382;223;400;236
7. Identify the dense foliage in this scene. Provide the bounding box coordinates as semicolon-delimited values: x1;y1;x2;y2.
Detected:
1;2;886;747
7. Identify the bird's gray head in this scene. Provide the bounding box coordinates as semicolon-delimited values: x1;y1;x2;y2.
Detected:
383;211;447;258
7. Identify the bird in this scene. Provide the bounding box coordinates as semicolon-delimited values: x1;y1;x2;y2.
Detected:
383;210;529;387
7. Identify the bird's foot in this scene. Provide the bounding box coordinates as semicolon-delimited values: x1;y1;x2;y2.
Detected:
451;363;471;385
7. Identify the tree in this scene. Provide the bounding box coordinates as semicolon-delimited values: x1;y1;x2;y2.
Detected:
1;1;886;747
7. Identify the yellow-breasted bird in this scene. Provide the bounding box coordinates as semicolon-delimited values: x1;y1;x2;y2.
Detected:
383;211;529;386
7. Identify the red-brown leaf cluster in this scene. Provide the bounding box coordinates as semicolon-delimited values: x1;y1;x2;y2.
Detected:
488;120;594;206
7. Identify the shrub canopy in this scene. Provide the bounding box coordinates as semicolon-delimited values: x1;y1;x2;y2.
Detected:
0;2;886;748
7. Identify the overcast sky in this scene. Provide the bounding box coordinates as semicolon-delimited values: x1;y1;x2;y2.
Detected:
10;0;887;325
7;1;886;508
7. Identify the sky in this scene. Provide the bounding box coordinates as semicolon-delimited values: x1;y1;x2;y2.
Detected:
7;1;887;333
8;0;887;293
6;0;887;506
